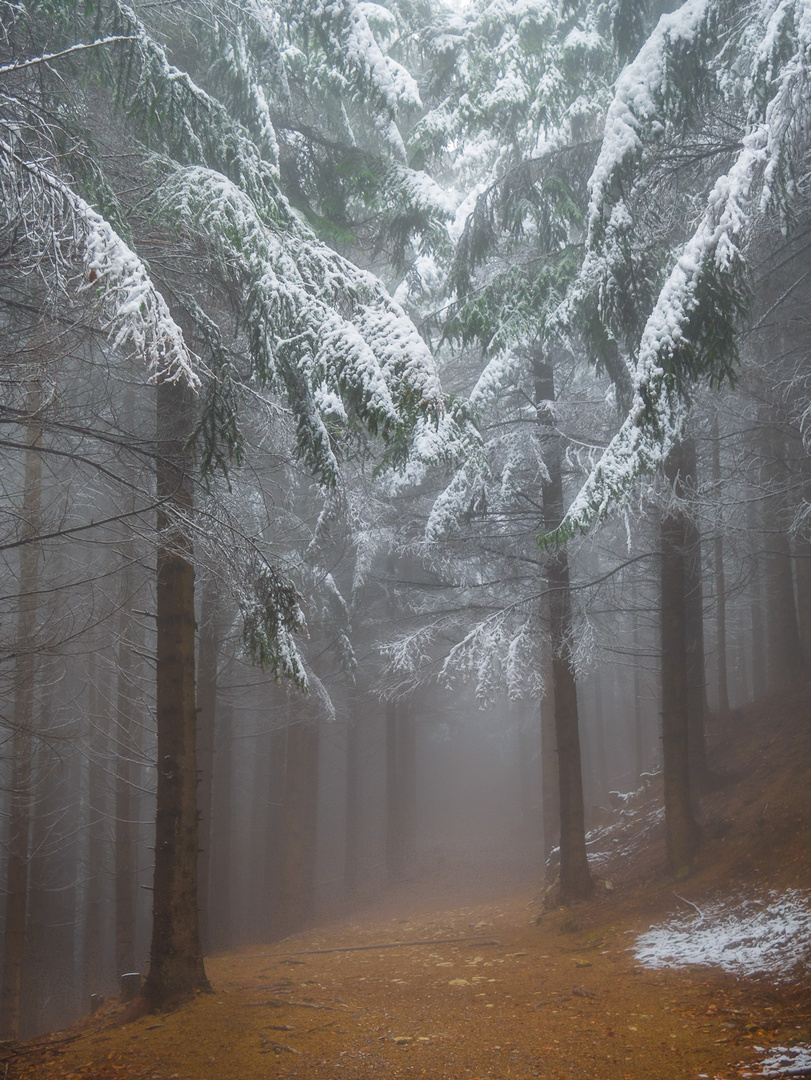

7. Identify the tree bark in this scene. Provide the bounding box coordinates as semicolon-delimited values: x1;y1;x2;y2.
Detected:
661;446;700;877
540;643;559;858
399;701;417;872
0;379;43;1041
534;353;591;902
385;698;416;882
278;718;319;936
114;581;142;980
83;645;107;1004
590;673;608;808
344;687;361;895
710;417;730;714
143;379;210;1010
207;708;234;950
796;540;811;669
748;500;767;700
681;438;708;791
196;581;223;953
760;414;803;687
263;722;287;940
632;608;646;781
385;700;402;881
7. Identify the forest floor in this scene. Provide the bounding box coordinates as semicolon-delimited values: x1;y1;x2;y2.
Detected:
6;679;811;1080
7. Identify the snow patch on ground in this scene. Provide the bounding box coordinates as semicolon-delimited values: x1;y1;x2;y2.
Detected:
750;1043;811;1076
634;890;811;984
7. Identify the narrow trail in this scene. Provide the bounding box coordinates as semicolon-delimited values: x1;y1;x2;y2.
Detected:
11;871;809;1080
8;685;811;1079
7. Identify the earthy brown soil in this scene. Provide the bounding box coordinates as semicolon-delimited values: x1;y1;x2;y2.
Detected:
6;679;811;1080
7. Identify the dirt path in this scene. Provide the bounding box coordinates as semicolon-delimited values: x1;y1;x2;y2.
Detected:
9;881;810;1080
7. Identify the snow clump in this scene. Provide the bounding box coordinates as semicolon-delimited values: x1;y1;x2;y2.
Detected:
634;890;811;984
752;1043;811;1076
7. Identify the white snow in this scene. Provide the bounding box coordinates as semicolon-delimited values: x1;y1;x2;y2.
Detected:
159;165;444;442
312;0;422;129
0;137;199;387
634;890;811;984
587;0;710;239
753;1043;811;1076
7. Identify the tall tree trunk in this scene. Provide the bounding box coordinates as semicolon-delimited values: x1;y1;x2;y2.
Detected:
590;673;608;808
207;708;234;950
385;698;417;882
661;445;701;877
796;540;811;669
540;647;559;859
681;438;708;791
278;719;319;936
399;701;417;872
516;701;537;825
0;379;43;1041
535;353;592;902
21;684;74;1039
632;608;646;781
385;700;402;881
760;414;803;687
196;581;223;953
114;576;142;980
263;722;287;941
344;687;361;895
748;501;767;699
143;379;210;1010
83;645;107;1004
710;416;730;714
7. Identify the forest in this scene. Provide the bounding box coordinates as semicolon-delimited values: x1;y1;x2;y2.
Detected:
1;0;811;1062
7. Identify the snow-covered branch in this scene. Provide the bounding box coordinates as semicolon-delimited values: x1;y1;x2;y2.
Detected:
0;137;198;387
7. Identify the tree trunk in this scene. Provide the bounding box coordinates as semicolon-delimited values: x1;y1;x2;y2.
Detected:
516;701;537;825
710;417;730;714
24;730;78;1038
83;645;108;1004
399;702;417;872
114;579;142;981
345;688;361;895
760;415;803;687
632;609;646;781
796;540;811;669
540;646;559;858
385;699;417;882
263;723;287;940
681;438;708;791
590;673;608;808
278;719;319;936
207;708;234;950
535;353;592;902
385;700;402;881
0;380;43;1041
748;500;767;700
196;581;223;953
661;445;700;877
143;379;210;1010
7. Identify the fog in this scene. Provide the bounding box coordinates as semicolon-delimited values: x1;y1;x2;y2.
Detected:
4;0;811;1044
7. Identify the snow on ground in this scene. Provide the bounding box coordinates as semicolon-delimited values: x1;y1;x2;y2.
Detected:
750;1043;811;1076
634;890;811;983
636;892;811;1077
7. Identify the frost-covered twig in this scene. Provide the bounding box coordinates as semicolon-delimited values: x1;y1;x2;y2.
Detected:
0;35;136;76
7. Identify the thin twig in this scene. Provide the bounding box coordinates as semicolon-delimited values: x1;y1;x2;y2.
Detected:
257;935;501;960
673;892;704;918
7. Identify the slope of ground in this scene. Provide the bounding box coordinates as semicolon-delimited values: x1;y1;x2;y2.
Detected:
5;678;811;1080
